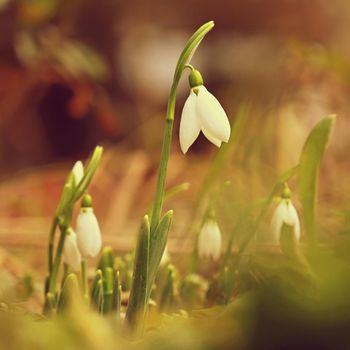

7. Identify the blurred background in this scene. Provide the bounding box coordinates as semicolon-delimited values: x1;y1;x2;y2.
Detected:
0;0;349;299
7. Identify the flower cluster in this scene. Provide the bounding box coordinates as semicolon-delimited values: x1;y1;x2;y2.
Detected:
63;162;102;271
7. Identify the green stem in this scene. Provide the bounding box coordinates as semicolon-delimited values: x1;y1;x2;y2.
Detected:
48;216;59;274
150;97;175;231
48;225;67;294
81;259;88;297
61;263;69;288
150;21;215;231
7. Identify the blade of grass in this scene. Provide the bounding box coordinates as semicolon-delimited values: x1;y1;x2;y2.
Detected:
298;115;336;247
147;210;173;299
125;216;150;336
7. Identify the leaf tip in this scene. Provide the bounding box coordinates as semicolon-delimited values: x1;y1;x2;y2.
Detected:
329;114;337;124
142;215;151;231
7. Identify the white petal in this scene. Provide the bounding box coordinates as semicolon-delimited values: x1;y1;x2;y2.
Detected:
196;86;231;143
201;127;222;148
270;201;286;244
63;230;81;271
198;221;222;260
72;161;84;185
179;91;201;153
197;223;209;259
271;200;301;244
76;208;102;258
284;201;301;242
209;222;222;261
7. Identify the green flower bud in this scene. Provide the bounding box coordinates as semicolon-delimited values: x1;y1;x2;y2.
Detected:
81;193;93;208
281;185;291;199
189;68;204;88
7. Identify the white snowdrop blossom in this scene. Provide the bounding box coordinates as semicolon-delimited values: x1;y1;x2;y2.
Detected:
271;198;301;245
63;229;81;271
197;220;222;261
76;207;102;258
179;69;231;154
72;160;84;185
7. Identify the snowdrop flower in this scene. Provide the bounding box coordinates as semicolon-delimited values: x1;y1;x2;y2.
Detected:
63;228;81;271
197;218;222;261
179;68;231;154
271;186;301;245
76;194;102;258
71;160;84;186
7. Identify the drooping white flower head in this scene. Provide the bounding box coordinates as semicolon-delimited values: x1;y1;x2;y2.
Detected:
197;218;222;261
76;194;102;258
179;68;231;154
271;187;301;245
63;228;81;271
72;160;84;186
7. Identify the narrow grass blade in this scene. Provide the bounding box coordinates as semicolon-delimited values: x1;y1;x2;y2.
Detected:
97;246;115;271
125;215;150;335
57;273;80;314
298;115;336;246
159;264;175;312
112;271;122;318
147;210;173;298
102;267;114;314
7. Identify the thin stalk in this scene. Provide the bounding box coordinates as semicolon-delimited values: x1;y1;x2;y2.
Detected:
150;104;175;231
48;225;67;294
43;292;56;316
81;259;88;297
48;216;59;274
61;263;69;288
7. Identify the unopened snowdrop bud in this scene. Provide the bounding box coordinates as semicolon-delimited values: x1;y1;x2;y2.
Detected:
271;186;301;245
197;218;222;261
179;67;231;154
71;160;84;186
76;194;102;258
63;228;81;271
160;245;170;266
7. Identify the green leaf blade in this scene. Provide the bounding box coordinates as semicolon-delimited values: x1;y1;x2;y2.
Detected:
298;115;336;246
125;215;150;335
148;210;173;297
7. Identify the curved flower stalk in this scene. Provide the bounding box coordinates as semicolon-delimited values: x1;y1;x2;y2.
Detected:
63;228;81;271
179;68;231;153
198;218;222;261
76;194;102;258
271;186;301;245
150;21;215;231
